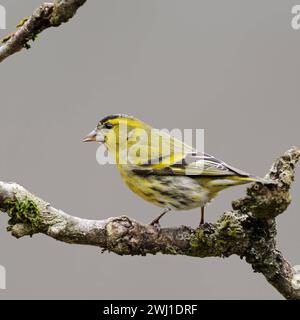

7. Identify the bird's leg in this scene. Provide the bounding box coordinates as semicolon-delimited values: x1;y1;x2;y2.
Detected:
199;206;205;226
150;207;171;226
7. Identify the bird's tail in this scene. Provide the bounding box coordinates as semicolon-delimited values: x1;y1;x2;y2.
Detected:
232;175;276;185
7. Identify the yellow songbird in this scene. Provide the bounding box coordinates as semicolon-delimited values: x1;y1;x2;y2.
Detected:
84;114;271;226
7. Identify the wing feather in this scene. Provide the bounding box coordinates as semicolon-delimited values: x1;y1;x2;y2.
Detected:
132;151;250;177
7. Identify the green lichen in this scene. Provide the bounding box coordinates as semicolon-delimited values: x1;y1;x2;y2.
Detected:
164;245;179;255
0;17;29;45
0;17;38;49
16;17;29;28
190;228;215;252
227;229;237;237
189;227;224;257
217;213;243;238
190;229;205;248
189;212;247;257
3;197;41;228
219;218;231;230
0;33;13;44
215;239;227;246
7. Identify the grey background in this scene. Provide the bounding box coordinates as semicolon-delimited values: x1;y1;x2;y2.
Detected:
0;0;299;299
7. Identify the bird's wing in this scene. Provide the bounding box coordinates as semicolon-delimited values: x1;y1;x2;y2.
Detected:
172;152;250;176
126;128;250;177
131;151;250;177
126;128;194;167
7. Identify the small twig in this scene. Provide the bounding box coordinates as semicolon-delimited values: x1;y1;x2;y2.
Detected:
0;0;87;63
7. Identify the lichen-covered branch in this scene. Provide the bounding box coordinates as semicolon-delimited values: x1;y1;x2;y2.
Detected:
0;0;87;63
0;147;299;299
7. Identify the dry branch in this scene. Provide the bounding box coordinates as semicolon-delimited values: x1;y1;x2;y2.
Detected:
0;0;87;63
0;147;299;299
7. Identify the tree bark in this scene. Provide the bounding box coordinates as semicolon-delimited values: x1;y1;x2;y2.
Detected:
0;147;299;299
0;0;87;63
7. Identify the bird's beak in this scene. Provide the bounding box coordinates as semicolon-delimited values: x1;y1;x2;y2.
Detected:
83;129;97;142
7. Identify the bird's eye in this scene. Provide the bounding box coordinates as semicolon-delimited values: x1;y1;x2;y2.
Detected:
104;123;113;129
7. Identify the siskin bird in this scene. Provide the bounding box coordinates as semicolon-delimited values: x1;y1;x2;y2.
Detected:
84;114;271;226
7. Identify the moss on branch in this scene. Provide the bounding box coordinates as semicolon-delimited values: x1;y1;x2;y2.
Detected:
0;147;299;299
2;196;41;230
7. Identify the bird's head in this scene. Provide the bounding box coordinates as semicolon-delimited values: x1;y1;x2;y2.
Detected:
84;114;193;165
83;114;151;158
